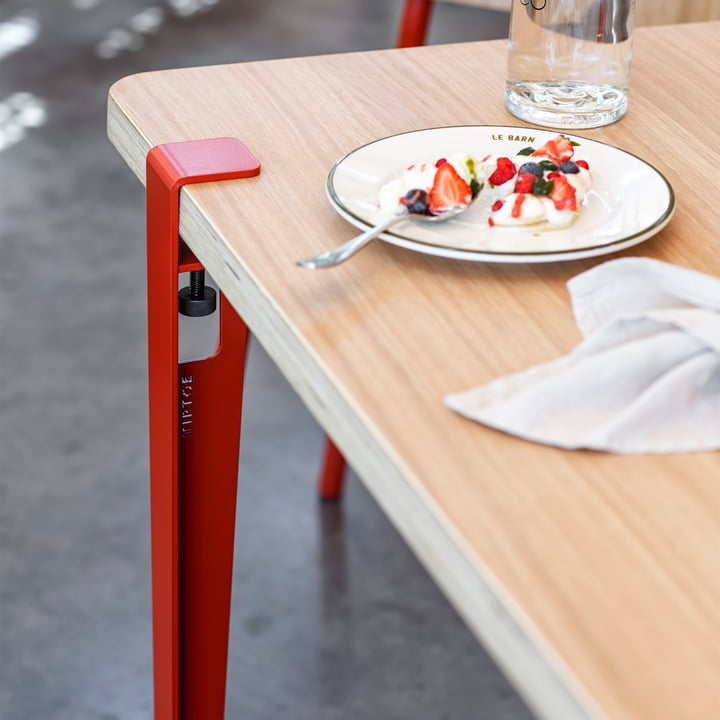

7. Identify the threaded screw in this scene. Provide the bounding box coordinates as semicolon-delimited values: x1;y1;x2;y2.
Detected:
189;269;205;299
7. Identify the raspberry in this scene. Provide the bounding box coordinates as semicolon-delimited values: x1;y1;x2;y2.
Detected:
487;157;517;187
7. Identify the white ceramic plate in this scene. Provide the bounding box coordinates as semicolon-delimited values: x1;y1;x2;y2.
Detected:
326;126;675;263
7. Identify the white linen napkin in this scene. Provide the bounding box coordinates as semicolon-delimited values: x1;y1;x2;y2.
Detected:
445;258;720;453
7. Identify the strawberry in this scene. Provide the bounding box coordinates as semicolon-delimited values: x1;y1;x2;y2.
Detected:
487;157;517;187
515;172;536;194
549;174;577;211
576;159;590;170
428;162;472;214
532;135;575;165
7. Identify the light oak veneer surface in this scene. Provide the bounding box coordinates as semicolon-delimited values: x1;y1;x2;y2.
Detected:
108;23;720;720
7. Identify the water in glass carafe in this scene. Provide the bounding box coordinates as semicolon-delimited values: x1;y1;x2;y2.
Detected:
505;0;635;129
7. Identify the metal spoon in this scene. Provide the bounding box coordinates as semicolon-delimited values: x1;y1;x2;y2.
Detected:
295;205;471;270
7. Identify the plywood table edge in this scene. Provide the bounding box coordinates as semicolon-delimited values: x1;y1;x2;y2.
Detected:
107;87;608;720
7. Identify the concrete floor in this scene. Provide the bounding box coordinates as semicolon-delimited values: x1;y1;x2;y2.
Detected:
0;1;537;718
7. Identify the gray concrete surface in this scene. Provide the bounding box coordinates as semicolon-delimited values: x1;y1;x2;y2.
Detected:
0;1;536;718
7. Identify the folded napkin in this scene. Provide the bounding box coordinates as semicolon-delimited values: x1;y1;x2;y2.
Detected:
445;258;720;453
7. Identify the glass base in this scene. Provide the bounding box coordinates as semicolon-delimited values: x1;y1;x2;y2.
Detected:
505;81;628;130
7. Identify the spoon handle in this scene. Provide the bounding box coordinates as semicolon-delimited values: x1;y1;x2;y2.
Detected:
296;214;414;269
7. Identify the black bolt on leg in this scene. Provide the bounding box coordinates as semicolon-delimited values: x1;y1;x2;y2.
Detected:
179;269;217;317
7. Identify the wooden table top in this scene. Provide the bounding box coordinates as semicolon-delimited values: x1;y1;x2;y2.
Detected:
108;23;720;720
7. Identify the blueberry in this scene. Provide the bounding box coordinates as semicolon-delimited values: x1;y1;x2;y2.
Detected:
402;188;429;215
518;161;544;178
559;160;580;174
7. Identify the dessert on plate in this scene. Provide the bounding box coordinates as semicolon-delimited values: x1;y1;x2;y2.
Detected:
377;134;592;231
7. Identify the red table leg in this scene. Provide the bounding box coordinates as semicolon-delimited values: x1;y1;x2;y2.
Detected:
396;0;434;47
318;438;347;501
146;138;260;720
146;137;350;720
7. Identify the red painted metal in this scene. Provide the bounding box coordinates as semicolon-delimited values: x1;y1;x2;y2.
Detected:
146;138;260;720
176;294;248;720
397;0;434;47
146;137;351;720
318;438;347;500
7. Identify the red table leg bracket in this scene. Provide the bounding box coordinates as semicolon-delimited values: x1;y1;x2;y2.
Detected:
146;137;260;720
